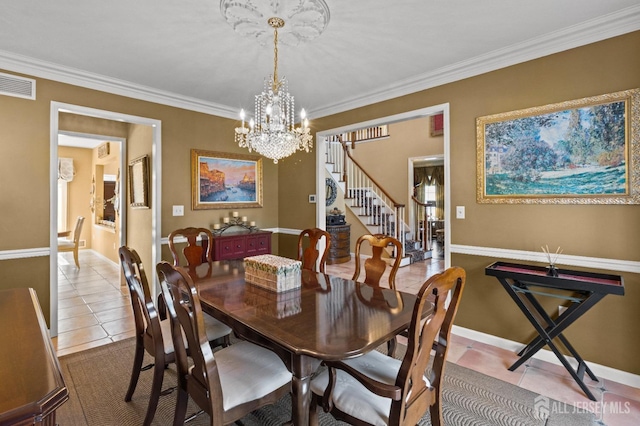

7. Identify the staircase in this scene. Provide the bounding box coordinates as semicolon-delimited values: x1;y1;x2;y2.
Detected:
325;133;431;266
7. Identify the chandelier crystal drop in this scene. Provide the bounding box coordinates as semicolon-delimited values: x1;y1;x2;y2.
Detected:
234;17;312;164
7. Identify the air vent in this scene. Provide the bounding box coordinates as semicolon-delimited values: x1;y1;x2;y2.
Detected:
0;71;36;100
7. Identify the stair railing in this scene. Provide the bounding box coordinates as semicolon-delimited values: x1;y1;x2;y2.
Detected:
326;135;406;257
411;196;433;252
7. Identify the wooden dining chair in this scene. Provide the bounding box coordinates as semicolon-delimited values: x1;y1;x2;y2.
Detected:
309;266;466;426
352;233;403;290
119;246;176;426
352;233;404;355
167;227;232;346
297;227;332;273
168;227;214;267
57;216;84;268
156;261;292;426
119;247;233;426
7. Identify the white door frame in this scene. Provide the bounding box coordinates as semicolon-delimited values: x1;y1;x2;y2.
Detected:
49;102;162;337
314;103;451;269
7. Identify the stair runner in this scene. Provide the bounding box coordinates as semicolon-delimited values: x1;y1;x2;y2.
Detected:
404;239;425;264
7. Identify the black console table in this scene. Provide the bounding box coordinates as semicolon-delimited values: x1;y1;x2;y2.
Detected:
485;261;624;401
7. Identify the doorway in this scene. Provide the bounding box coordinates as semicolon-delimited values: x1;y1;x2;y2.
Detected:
315;104;451;269
49;102;162;337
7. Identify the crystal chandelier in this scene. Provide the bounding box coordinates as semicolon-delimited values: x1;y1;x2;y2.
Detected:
234;17;312;164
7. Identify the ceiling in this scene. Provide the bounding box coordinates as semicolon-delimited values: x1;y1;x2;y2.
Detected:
1;1;639;122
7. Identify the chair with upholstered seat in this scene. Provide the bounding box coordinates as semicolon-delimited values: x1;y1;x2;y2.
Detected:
156;261;292;426
297;228;332;273
166;227;232;347
119;246;233;426
58;216;84;268
168;227;214;267
310;266;466;426
352;233;402;290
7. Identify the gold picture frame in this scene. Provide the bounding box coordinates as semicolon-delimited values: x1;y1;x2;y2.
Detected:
477;88;639;204
191;149;263;210
128;155;149;209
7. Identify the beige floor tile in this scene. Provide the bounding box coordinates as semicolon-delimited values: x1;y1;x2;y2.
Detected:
102;317;136;336
94;306;133;323
57;325;109;349
59;296;88;309
59;313;99;333
518;366;603;406
88;297;130;313
455;346;524;385
59;304;93;319
56;337;114;357
82;290;125;304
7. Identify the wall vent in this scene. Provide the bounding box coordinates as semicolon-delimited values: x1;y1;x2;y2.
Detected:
0;71;36;100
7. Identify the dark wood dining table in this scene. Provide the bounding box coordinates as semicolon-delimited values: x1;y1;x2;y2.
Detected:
188;260;420;426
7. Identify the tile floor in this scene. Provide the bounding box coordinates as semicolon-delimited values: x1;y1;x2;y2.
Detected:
52;248;640;425
53;250;135;357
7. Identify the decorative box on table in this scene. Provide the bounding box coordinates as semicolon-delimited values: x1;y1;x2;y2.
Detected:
244;254;302;292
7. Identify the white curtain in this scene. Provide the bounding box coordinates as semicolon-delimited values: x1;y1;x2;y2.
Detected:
58;157;75;181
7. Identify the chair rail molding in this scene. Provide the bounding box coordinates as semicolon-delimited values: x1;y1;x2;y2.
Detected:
0;247;49;260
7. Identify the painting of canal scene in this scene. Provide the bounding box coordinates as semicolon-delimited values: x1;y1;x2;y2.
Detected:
191;149;262;209
477;89;639;204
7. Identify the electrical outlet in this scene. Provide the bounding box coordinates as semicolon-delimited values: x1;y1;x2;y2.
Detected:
456;206;465;219
172;205;184;216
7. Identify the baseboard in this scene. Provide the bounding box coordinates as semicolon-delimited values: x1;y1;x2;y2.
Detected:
452;325;640;389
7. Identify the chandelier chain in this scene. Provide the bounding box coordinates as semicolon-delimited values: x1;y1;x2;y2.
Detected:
272;26;279;92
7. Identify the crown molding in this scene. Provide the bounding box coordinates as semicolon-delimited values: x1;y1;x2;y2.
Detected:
0;5;638;120
310;5;640;118
0;50;238;119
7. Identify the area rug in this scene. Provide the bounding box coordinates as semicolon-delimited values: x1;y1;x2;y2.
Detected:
57;338;596;425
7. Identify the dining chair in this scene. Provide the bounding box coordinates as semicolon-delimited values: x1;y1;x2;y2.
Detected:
309;266;466;426
156;261;292;426
119;246;176;426
352;233;402;290
297;227;331;273
119;247;233;426
352;233;403;355
167;227;232;346
168;227;214;266
57;216;84;268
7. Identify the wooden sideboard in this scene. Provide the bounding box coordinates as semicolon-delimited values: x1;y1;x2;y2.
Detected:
327;223;351;264
211;229;272;260
0;288;68;425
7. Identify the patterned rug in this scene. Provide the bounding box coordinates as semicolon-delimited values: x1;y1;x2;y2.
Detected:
57;338;596;425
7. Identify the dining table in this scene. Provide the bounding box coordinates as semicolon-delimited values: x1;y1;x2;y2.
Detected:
187;259;421;426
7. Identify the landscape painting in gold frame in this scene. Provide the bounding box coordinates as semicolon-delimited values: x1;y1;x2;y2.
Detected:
191;149;263;210
477;88;639;204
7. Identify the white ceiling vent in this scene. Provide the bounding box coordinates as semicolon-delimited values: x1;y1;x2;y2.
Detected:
0;72;36;100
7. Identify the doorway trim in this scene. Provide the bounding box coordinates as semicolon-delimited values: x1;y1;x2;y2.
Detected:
49;102;162;337
315;103;451;268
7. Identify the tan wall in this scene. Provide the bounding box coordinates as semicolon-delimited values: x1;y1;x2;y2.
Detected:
350;117;444;208
0;30;637;373
0;70;280;324
278;31;640;374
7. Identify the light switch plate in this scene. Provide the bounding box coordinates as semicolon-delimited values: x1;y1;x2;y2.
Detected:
172;205;184;216
456;206;465;219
